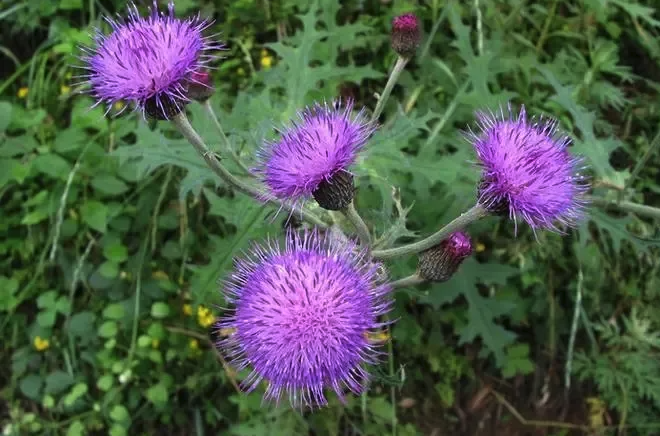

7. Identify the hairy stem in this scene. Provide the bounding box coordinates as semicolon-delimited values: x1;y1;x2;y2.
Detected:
389;274;425;289
371;56;409;123
588;195;660;220
373;204;488;260
171;112;328;229
341;201;372;248
200;99;251;175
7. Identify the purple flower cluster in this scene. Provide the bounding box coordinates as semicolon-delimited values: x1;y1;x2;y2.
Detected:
217;230;391;408
256;100;374;208
468;106;587;232
82;1;221;118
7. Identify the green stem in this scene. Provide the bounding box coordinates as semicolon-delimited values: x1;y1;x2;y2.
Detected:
371;56;409;123
200;99;251;175
535;0;558;54
622;125;660;196
171;112;328;229
372;204;488;260
588;195;660;220
341;201;372;248
387;322;397;436
389;274;425;289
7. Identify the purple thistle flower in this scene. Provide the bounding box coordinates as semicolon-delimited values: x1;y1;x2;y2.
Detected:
468;105;588;232
256;100;375;210
81;1;222;118
217;230;392;408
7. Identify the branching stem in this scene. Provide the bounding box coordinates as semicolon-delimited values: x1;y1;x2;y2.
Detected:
373;204;488;260
588;195;660;220
200;99;251;175
171;112;328;228
341;201;372;248
389;274;425;289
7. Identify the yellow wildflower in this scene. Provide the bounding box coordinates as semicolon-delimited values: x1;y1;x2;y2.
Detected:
33;336;50;351
587;397;606;429
475;242;486;253
183;304;193;316
366;331;390;343
152;270;169;281
60;85;71;95
17;87;29;99
196;306;215;328
260;49;274;69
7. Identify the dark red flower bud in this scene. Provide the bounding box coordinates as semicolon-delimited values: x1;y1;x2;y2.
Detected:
417;232;473;282
391;13;421;58
187;70;214;102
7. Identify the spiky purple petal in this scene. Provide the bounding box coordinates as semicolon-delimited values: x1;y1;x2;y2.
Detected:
217;230;392;408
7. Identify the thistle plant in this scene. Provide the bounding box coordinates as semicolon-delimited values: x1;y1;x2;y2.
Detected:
81;3;660;409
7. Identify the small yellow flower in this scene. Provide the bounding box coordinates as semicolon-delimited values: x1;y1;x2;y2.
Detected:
151;339;160;349
189;339;199;350
183;304;193;316
196;306;215;328
366;331;390;343
60;85;71;95
33;336;50;351
475;242;486;253
17;87;29;99
260;49;274;69
152;270;169;281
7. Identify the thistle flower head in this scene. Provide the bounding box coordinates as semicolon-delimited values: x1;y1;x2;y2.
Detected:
468;105;588;232
82;1;222;119
256;100;374;210
217;230;392;408
418;232;473;282
391;13;421;58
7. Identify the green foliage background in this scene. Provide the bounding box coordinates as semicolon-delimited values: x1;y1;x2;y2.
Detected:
1;0;660;434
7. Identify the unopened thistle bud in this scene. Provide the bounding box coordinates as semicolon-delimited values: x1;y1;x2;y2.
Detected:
187;70;215;102
417;232;473;282
391;13;421;58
